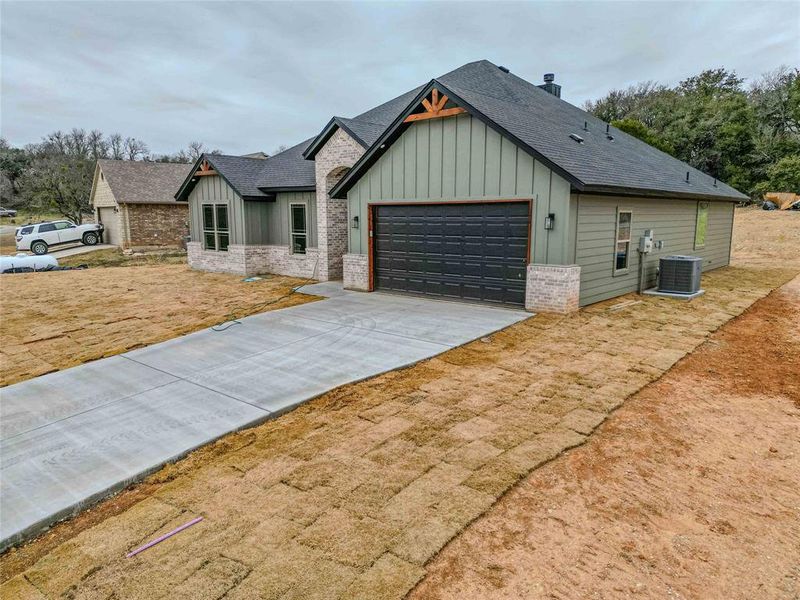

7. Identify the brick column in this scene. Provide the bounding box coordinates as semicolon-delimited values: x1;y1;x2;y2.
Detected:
525;264;581;313
314;128;365;281
343;253;369;291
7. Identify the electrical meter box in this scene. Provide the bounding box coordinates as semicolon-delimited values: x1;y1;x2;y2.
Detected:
639;229;654;253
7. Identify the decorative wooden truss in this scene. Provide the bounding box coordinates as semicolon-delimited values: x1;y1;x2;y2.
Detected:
194;159;217;177
403;88;467;123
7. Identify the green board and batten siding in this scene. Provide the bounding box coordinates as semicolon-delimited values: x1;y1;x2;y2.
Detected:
188;177;317;247
244;191;317;247
188;175;246;245
346;114;573;264
574;195;735;306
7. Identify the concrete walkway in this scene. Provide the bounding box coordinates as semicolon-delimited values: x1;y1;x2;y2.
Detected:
0;283;528;549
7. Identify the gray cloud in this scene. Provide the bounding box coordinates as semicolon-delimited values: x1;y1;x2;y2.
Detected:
1;0;797;155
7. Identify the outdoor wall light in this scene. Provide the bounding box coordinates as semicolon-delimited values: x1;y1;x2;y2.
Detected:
352;215;359;229
544;213;555;230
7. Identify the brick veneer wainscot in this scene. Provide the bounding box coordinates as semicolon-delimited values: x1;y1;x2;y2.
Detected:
525;264;581;313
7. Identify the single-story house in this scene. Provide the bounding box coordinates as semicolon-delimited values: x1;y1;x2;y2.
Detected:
176;60;746;312
91;160;192;249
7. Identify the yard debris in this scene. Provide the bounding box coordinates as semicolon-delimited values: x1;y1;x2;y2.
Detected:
126;516;202;558
607;299;644;312
764;192;800;210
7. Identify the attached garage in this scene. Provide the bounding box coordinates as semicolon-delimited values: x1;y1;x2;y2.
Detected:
97;207;121;246
373;202;530;306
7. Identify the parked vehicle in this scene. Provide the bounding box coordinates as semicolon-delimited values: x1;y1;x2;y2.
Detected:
15;220;104;255
0;253;59;273
0;206;18;217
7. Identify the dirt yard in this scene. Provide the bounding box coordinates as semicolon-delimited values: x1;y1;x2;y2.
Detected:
412;275;800;600
1;209;797;599
0;264;317;387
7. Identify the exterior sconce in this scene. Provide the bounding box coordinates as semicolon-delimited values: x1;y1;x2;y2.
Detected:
544;213;555;230
352;215;359;229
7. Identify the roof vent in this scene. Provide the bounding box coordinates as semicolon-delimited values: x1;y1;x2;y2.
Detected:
569;133;584;143
498;65;510;73
538;73;562;98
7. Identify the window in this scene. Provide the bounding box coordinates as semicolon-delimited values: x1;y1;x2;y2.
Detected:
614;209;632;273
54;221;73;230
20;226;33;235
202;204;229;251
290;203;307;254
694;201;709;249
38;223;56;233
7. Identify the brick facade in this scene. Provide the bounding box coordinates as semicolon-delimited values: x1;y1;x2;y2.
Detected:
342;253;370;291
525;264;581;313
187;242;320;279
314;128;365;281
123;203;189;250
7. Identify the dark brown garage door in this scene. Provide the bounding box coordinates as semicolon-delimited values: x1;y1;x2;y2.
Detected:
373;202;530;307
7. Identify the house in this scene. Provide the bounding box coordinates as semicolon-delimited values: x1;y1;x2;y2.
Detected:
91;160;191;249
176;60;746;312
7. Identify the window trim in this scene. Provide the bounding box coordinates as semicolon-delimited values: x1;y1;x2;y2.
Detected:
694;201;709;250
289;202;307;255
201;203;229;252
613;208;632;276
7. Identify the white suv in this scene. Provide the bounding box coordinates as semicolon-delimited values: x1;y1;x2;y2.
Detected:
15;220;104;255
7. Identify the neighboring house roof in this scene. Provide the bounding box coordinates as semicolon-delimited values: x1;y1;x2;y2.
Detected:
332;60;747;201
97;160;193;204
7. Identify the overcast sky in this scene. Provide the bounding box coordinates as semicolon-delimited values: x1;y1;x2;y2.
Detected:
1;1;798;156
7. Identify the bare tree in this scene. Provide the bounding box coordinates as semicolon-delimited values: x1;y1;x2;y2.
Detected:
87;129;108;160
123;137;149;161
108;133;125;160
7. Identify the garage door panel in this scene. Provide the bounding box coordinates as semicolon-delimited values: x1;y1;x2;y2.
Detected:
374;202;529;307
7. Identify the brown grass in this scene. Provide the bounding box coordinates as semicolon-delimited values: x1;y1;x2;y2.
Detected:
1;209;798;599
0;264;317;386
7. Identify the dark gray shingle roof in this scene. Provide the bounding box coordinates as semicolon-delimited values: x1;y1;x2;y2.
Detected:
97;160;192;204
434;60;745;200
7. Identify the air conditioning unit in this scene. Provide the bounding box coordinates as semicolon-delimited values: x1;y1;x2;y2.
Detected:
658;255;702;294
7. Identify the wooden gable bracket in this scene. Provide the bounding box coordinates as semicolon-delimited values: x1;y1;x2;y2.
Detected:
194;159;217;177
403;88;467;123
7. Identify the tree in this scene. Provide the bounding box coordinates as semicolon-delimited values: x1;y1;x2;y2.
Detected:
108;133;125;160
21;147;94;223
611;118;675;155
0;138;31;204
753;154;800;196
123;137;149;161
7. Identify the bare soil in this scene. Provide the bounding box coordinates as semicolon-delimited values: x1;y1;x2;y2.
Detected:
412;280;800;596
0;264;317;386
0;209;797;599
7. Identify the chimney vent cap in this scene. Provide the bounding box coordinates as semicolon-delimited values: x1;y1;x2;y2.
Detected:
543;73;555;83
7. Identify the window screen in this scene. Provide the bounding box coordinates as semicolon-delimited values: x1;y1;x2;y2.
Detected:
290;204;307;254
202;204;229;251
614;210;632;272
695;202;709;249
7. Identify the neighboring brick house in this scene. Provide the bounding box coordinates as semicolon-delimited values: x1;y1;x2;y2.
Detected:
176;60;746;312
90;160;191;249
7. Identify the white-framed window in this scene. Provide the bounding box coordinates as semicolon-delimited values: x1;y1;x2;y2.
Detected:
290;203;307;254
614;209;632;274
202;204;229;251
694;201;709;249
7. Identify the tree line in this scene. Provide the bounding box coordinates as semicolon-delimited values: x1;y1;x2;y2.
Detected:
585;66;800;198
0;130;221;223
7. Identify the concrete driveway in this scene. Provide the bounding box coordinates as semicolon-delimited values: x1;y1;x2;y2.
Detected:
0;282;528;549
